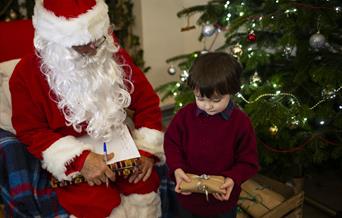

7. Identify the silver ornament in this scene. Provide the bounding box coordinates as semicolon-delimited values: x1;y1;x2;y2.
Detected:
200;49;209;54
309;32;326;49
201;24;216;37
167;66;177;75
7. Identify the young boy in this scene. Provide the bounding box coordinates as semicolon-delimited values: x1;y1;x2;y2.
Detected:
164;52;259;218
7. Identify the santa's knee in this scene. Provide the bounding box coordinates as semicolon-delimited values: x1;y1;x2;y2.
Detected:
109;192;161;218
108;199;127;218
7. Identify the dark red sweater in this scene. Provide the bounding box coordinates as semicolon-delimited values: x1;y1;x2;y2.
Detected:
164;102;259;216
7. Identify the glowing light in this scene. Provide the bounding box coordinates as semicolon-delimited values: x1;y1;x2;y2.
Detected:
224;1;230;8
226;13;232;21
285;8;297;14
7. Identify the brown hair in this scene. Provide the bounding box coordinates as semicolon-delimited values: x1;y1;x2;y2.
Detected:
187;52;242;97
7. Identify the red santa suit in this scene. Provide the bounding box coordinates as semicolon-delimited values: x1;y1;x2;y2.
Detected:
9;0;164;217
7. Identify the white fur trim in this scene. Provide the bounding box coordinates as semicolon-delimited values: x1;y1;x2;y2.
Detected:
118;192;161;218
42;136;92;181
108;196;127;218
33;0;110;47
132;127;165;165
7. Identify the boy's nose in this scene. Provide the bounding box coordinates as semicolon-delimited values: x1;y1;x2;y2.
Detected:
204;103;213;110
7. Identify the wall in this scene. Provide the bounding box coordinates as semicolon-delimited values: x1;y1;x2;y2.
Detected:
133;0;225;106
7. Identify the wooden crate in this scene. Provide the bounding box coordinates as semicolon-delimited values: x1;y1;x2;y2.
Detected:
238;174;304;218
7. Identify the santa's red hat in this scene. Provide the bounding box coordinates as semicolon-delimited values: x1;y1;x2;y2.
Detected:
33;0;110;47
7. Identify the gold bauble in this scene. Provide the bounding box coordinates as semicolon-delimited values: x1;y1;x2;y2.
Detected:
231;43;243;56
269;125;278;136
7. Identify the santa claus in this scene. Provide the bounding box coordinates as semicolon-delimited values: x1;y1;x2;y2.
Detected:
9;0;164;217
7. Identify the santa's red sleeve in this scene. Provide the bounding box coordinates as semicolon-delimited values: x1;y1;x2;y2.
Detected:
117;47;165;165
9;55;92;181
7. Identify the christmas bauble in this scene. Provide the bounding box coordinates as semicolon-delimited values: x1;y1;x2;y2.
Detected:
269;125;278;136
202;24;216;37
309;32;326;49
231;44;243;56
247;32;256;42
167;66;177;75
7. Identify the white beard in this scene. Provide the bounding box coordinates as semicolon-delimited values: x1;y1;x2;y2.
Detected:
34;35;132;141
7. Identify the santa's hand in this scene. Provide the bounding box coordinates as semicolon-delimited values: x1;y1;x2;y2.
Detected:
81;152;116;186
128;156;154;183
213;177;234;201
174;168;191;195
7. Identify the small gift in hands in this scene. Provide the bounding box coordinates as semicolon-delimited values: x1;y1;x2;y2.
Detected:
179;173;226;201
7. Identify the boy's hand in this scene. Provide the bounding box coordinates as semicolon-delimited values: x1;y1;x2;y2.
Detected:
213;177;234;201
174;168;192;195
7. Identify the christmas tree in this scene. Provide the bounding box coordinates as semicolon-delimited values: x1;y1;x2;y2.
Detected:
157;0;342;180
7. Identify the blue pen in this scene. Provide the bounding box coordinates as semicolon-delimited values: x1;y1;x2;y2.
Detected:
103;142;109;187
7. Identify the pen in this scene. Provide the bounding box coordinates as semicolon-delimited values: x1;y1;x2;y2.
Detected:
103;142;109;187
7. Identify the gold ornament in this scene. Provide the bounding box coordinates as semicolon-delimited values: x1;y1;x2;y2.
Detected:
269;125;278;136
231;43;243;57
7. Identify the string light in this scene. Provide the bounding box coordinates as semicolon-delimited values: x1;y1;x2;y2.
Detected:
224;1;230;9
310;86;341;109
237;86;342;110
226;13;232;21
237;92;300;105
